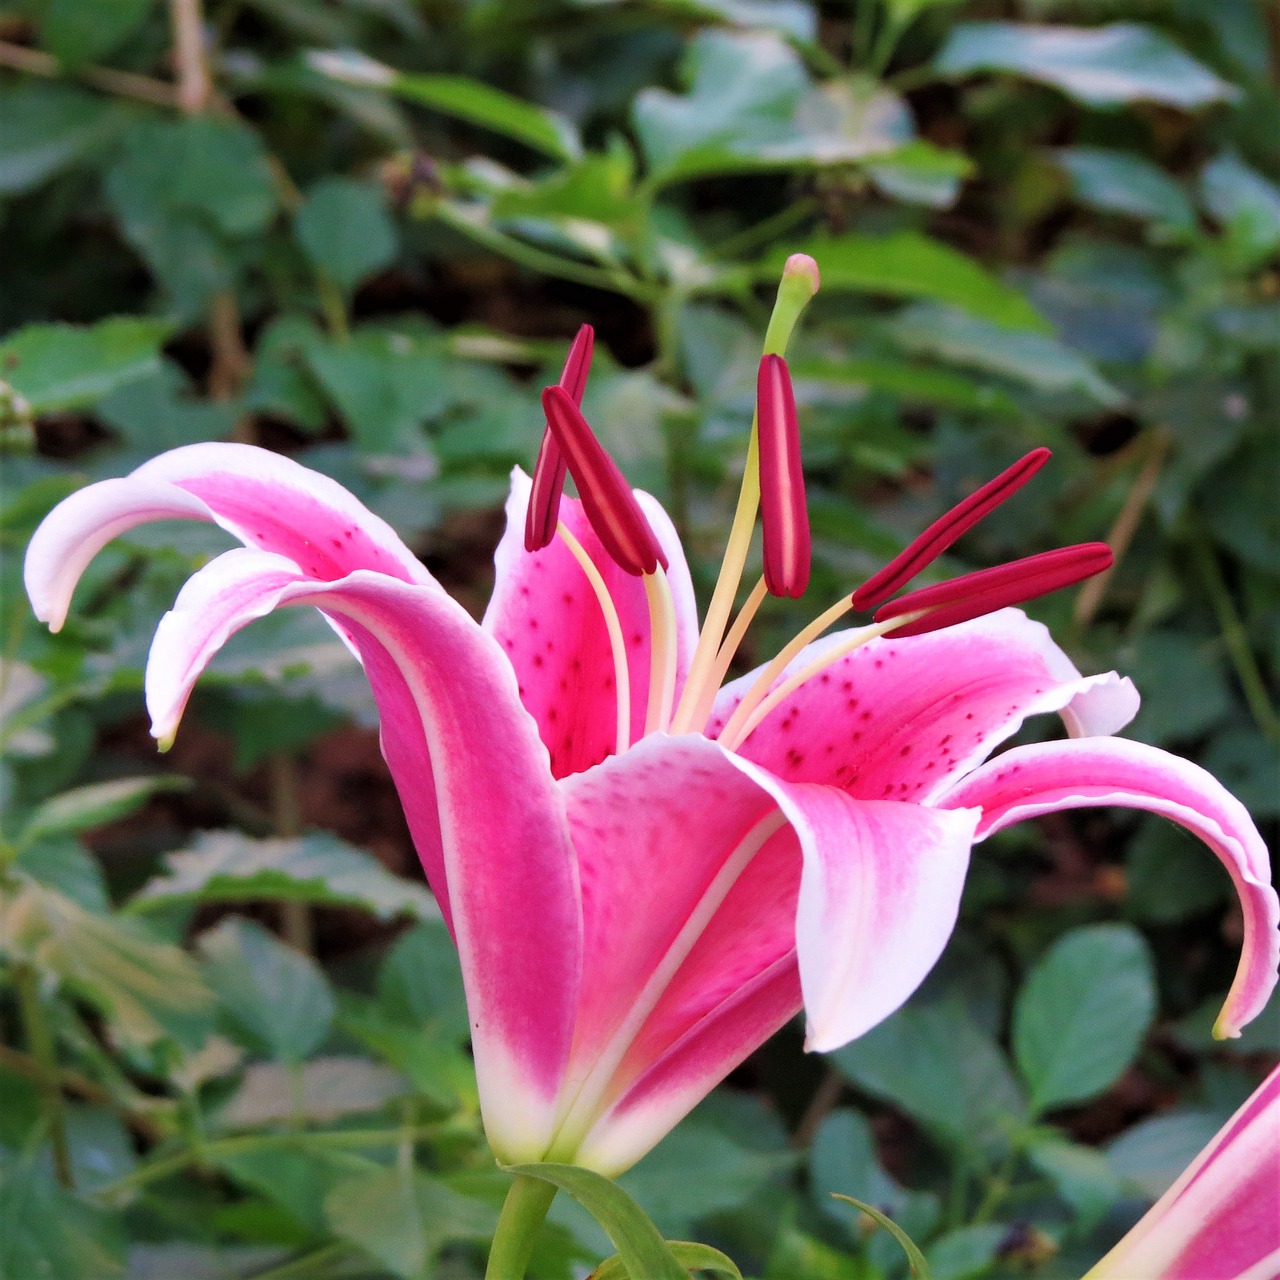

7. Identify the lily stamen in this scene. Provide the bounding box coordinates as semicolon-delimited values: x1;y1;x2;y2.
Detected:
875;543;1114;637
541;385;667;577
643;567;679;735
852;447;1053;610
758;354;811;600
715;594;855;747
526;324;595;553
674;254;821;729
556;521;633;754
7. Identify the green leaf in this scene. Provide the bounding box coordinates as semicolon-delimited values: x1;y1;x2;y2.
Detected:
0;318;172;414
1026;1137;1125;1227
39;0;156;67
1013;924;1156;1114
20;776;189;846
0;1161;124;1279
0;83;130;194
924;1224;1005;1280
832;1003;1026;1154
633;30;808;182
15;838;109;913
309;50;580;162
831;1196;931;1279
217;1057;410;1128
766;233;1046;331
1056;148;1195;235
324;1167;495;1278
98;360;237;452
133;830;439;922
294;177;398;294
1122;631;1232;745
304;327;449;452
199;917;334;1064
1125;816;1230;923
889;303;1124;406
618;1118;788;1237
1201;152;1280;262
5;883;214;1048
508;1164;688;1280
377;918;468;1039
590;1241;744;1279
1106;1110;1226;1197
935;22;1238;109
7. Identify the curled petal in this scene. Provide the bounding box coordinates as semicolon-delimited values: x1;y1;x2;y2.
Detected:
26;477;213;632
143;555;583;1161
940;737;1279;1038
24;443;434;632
1086;1063;1280;1280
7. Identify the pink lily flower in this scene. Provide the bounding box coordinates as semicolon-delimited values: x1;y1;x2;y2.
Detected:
24;266;1278;1176
1086;1062;1280;1279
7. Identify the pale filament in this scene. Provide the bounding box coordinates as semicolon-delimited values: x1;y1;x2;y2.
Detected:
671;424;762;732
557;521;632;755
720;613;923;752
715;594;856;748
642;567;679;736
672;575;768;735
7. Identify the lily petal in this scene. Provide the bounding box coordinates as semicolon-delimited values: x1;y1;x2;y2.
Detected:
709;609;1138;802
143;555;582;1160
1086;1063;1280;1280
940;737;1279;1038
485;468;697;776
563;736;978;1174
24;443;433;631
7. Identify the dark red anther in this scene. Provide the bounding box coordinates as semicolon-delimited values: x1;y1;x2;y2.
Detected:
758;355;810;599
874;542;1113;637
540;385;668;577
525;324;594;552
852;447;1052;611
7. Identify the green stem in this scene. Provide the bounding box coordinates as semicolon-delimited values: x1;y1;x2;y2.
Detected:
1190;529;1280;743
97;1122;469;1199
15;964;74;1188
484;1173;557;1280
433;202;657;303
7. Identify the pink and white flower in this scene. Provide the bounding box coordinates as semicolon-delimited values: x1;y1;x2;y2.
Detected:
1087;1062;1280;1280
24;276;1277;1175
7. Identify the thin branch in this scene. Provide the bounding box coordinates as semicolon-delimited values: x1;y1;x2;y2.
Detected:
167;0;211;113
0;39;178;107
1073;428;1170;630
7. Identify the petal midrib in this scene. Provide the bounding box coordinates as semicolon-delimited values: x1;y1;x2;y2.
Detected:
546;804;788;1159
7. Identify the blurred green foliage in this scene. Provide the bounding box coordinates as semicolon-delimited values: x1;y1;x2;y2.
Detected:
0;0;1277;1275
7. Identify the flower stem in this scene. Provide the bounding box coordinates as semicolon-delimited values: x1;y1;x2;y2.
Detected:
485;1174;557;1280
15;964;74;1188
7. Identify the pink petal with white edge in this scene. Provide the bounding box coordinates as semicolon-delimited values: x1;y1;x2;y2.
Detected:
1086;1064;1280;1280
25;477;213;631
484;468;698;777
132;443;434;584
562;737;978;1174
708;609;1138;803
940;737;1279;1038
144;560;582;1160
548;734;788;1161
146;549;316;743
24;443;434;633
780;788;979;1051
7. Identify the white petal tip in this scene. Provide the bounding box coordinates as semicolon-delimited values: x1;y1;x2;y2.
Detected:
154;729;177;754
